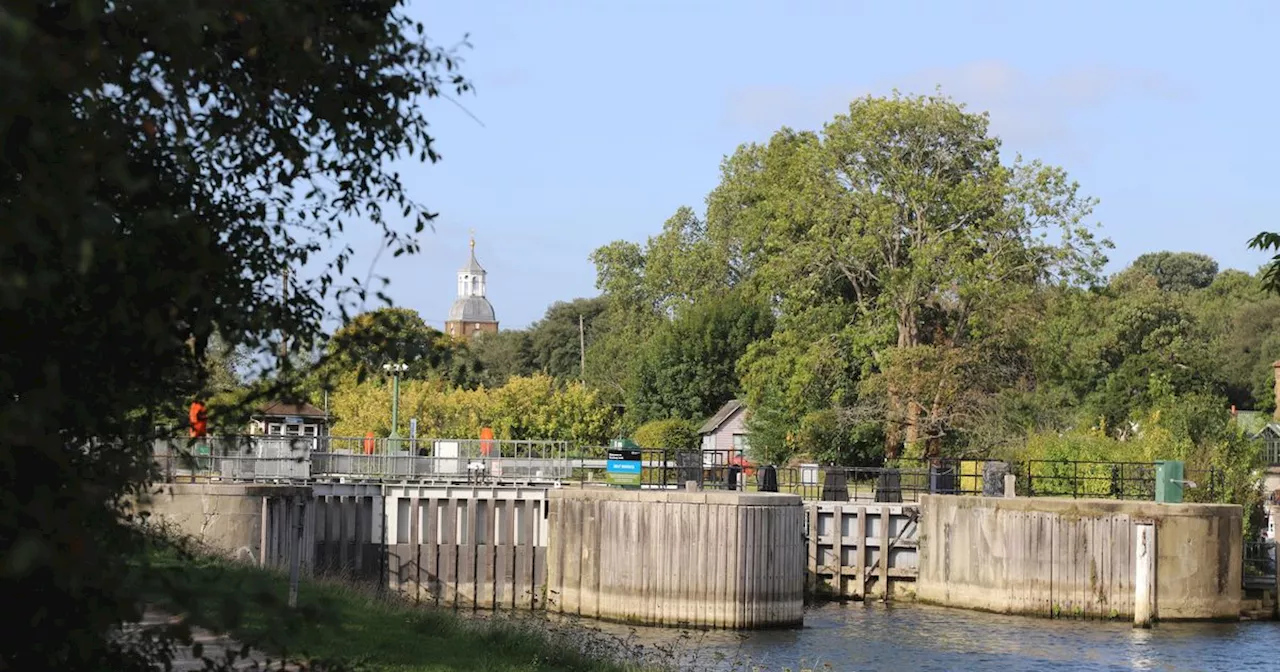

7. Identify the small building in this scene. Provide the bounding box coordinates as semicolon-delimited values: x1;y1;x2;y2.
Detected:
698;400;749;464
249;401;329;438
445;237;499;340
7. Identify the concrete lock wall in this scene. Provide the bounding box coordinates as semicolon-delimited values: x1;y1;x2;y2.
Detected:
139;483;310;565
311;483;384;582
916;495;1242;621
546;488;805;629
383;484;549;609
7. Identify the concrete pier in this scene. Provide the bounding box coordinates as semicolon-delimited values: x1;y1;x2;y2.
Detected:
916;495;1242;621
545;488;805;629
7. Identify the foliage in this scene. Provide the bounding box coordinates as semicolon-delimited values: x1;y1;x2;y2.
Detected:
595;92;1107;461
0;1;469;668
142;543;639;672
329;374;615;444
321;307;479;387
1005;380;1264;536
528;297;610;381
632;418;699;450
1127;251;1219;292
626;291;773;424
1248;231;1280;294
469;329;536;388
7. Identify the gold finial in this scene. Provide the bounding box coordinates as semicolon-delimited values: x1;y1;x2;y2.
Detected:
469;228;475;249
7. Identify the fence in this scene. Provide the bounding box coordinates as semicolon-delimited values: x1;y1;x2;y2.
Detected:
1021;460;1223;501
632;449;989;502
154;436;313;482
153;436;571;484
153;438;1228;505
313;439;571;482
1244;539;1276;578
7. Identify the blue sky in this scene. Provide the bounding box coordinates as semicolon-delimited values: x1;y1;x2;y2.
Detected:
335;0;1280;330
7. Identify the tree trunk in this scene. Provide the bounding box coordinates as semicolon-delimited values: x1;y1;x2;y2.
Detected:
893;306;920;459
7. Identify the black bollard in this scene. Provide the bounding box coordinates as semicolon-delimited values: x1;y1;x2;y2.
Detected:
759;465;778;493
821;470;850;501
875;469;902;503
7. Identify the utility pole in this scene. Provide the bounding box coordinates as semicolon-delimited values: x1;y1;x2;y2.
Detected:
579;314;586;383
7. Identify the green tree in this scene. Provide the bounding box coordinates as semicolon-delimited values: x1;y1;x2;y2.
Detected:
0;2;470;669
708;93;1107;457
321;307;479;388
633;418;699;450
626;291;774;424
527;296;609;381
1126;251;1219;292
469;329;536;388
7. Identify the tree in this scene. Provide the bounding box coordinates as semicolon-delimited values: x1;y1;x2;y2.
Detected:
321;307;479;388
626;291;774;424
0;2;470;669
469;329;536;388
1127;251;1219;292
1248;232;1280;293
633;418;699;450
527;297;609;381
711;93;1107;457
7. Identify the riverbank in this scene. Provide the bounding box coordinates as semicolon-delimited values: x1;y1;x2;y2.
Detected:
138;547;650;672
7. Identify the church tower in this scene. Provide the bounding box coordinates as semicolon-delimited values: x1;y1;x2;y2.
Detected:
445;236;499;340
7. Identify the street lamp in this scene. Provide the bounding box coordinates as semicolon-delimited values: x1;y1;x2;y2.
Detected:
383;362;408;439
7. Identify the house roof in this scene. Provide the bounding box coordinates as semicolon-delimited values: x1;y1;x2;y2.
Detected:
1251;423;1280;440
698;400;744;435
256;401;328;419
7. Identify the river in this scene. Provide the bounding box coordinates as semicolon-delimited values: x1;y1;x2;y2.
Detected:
562;602;1280;671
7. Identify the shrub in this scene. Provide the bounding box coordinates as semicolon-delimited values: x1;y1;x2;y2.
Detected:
633;418;699;450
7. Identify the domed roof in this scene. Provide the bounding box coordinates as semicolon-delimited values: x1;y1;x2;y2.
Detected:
448;295;496;323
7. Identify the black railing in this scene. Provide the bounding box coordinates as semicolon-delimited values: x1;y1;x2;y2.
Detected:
636;450;999;502
1244;539;1276;578
630;452;1226;504
1021;460;1222;501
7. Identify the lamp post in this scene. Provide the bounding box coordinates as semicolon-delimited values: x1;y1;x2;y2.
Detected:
383;362;408;439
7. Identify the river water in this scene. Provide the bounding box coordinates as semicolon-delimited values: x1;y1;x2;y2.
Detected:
570;602;1280;672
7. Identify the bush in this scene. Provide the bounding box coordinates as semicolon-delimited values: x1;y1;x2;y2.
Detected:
633;418;699;450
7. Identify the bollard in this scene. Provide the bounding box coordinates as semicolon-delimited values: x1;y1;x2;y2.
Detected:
1004;473;1017;498
1134;520;1156;628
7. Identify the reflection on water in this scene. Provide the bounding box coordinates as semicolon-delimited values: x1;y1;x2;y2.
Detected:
575;602;1280;672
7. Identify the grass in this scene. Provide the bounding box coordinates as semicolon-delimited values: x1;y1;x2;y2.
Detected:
138;547;651;672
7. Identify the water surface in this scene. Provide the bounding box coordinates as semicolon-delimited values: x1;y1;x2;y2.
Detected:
574;602;1280;671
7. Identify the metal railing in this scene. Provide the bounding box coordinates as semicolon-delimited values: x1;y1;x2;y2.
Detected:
1244;539;1276;578
1021;460;1222;501
312;438;571;482
151;438;1229;503
628;449;993;502
154;436;313;482
153;435;571;484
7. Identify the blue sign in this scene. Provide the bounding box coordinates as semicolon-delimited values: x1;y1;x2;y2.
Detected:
606;447;642;486
606;460;642;475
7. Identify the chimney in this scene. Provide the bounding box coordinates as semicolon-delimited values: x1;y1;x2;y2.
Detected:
1274;361;1280;420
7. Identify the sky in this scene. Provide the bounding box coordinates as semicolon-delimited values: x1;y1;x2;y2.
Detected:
331;0;1280;331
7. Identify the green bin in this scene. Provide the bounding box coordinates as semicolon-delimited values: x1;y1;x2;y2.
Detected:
1155;460;1184;504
